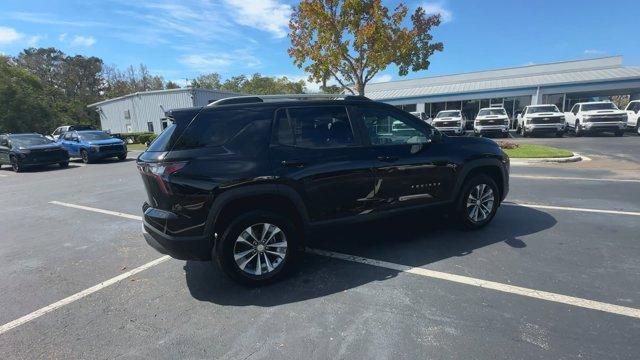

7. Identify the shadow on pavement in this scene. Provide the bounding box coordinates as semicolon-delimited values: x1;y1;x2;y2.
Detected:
184;205;556;306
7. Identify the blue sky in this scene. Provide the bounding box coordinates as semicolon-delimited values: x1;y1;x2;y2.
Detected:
1;0;639;90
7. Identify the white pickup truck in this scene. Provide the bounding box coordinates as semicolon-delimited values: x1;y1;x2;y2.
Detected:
516;104;566;137
474;107;510;138
431;110;467;135
623;100;640;133
564;101;628;136
410;111;432;124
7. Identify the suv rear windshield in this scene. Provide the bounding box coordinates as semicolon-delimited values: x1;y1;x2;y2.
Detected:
581;103;617;111
148;108;261;151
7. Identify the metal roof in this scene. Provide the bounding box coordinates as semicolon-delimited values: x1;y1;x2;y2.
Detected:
87;88;242;108
365;56;640;100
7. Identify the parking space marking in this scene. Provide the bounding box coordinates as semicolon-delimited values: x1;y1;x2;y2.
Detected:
306;249;640;319
0;255;170;335
49;201;142;221
42;200;640;326
512;175;640;183
506;202;640;217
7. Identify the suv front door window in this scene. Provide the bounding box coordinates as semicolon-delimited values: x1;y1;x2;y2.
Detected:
357;106;454;210
270;106;376;222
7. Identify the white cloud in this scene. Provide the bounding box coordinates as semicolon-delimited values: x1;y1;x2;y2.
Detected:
69;35;96;47
8;12;107;27
180;50;261;72
223;0;292;38
59;33;67;42
0;26;24;45
421;3;453;23
371;74;393;83
584;49;605;55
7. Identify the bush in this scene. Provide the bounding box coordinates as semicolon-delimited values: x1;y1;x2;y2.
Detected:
113;132;154;144
137;133;158;145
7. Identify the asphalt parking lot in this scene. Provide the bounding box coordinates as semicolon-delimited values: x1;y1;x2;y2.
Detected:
1;137;639;359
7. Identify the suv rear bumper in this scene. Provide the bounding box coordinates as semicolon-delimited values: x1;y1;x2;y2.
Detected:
142;221;211;260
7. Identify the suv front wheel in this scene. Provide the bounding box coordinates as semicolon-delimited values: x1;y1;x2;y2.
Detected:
215;210;298;286
456;174;500;230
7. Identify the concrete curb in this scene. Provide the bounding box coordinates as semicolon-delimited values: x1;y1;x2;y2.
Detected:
510;153;590;165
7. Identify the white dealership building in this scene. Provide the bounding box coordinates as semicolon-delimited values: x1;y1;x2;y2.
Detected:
366;56;640;120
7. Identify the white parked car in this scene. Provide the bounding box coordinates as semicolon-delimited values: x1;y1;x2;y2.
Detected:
410;111;432;124
516;104;566;137
474;107;510;138
431;110;467;135
564;101;627;137
48;125;96;140
623;100;640;133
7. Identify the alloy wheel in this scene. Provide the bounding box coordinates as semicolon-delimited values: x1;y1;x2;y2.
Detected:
466;184;495;223
233;223;288;276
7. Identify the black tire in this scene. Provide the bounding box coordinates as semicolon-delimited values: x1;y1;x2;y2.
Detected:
614;130;624;137
117;153;127;161
59;161;69;168
80;149;91;164
501;132;509;138
555;131;564;138
574;121;583;137
10;156;22;172
455;174;500;230
518;126;527;137
215;210;299;286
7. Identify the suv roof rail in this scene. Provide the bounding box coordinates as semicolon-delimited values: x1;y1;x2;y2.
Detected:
207;94;370;107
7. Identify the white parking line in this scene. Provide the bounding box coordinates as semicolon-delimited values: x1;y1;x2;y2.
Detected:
512;175;640;183
18;199;632;332
506;202;640;217
307;249;640;319
49;201;142;221
0;255;170;335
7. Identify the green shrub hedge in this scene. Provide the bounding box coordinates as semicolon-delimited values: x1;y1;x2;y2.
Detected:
137;133;158;145
114;132;154;144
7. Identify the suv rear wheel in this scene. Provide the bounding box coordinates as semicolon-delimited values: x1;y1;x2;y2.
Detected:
215;210;298;286
456;174;499;230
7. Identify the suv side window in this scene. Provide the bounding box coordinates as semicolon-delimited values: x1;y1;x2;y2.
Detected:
359;107;431;145
63;132;75;141
274;106;355;148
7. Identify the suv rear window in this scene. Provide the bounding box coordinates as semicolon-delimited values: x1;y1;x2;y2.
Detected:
148;109;260;151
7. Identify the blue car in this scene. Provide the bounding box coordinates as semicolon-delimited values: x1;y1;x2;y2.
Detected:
58;130;127;163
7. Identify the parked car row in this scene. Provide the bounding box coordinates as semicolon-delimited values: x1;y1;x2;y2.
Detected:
0;130;127;172
425;100;639;138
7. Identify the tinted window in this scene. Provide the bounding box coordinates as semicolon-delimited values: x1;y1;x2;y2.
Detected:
147;123;179;152
78;132;112;141
10;135;52;146
582;103;617;111
478;108;507;116
274;106;354;148
173;109;260;150
528;105;559;113
436;111;461;118
360;107;430;145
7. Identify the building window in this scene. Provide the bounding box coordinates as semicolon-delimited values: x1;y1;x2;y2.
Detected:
396;104;417;112
445;101;461;110
147;122;154;132
462;100;480;120
513;96;532;118
431;102;446;116
124;110;131;120
543;94;565;111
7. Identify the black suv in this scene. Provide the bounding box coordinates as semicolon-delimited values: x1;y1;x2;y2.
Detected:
138;95;509;285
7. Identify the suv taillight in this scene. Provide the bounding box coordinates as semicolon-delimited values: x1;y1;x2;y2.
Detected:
137;161;187;194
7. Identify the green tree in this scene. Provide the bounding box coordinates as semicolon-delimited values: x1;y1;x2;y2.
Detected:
219;73;305;94
0;56;55;133
289;0;443;95
165;81;181;89
191;73;222;89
